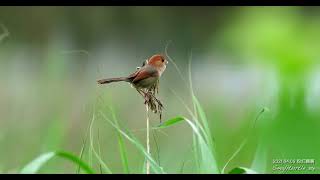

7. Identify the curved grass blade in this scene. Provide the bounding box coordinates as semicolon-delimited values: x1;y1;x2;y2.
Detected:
89;114;112;174
117;132;130;174
250;142;267;173
228;167;258;174
141;158;147;174
222;107;269;174
20;151;95;174
184;118;219;174
76;136;88;174
160;116;219;173
192;133;200;172
76;122;90;174
250;107;270;173
192;95;215;144
157;116;185;129
96;102;130;174
165;41;188;86
109;108;130;174
166;44;218;173
221;139;248;174
100;111;165;174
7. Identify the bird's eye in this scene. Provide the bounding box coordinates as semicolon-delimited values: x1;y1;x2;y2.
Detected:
161;59;165;62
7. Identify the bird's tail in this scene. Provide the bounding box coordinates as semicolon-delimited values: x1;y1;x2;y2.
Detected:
97;77;129;84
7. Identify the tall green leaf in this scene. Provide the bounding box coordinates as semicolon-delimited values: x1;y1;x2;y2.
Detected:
100;111;165;174
110;109;130;174
89;114;112;174
157;116;185;129
20;151;95;174
159;116;219;174
250;142;267;173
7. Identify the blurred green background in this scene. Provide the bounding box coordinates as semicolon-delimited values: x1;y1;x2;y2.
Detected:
1;6;320;174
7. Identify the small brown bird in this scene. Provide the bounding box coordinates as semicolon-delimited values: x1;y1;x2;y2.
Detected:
97;54;168;119
97;54;168;92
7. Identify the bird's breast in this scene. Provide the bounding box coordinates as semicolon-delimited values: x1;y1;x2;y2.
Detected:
133;76;159;89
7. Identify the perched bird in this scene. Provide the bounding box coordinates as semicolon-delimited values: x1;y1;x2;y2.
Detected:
97;54;168;92
97;54;168;120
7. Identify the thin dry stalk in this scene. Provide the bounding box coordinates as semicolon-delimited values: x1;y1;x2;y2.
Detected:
145;104;150;174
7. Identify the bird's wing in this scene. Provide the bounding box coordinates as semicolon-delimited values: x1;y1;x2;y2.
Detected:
131;65;158;83
127;69;140;79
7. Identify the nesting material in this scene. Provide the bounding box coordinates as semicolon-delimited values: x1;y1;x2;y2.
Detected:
136;79;163;123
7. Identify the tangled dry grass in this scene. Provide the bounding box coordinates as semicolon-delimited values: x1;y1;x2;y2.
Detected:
136;79;163;123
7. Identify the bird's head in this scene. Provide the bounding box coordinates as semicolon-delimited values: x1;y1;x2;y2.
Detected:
148;54;168;74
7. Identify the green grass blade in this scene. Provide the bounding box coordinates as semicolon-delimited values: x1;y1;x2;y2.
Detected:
192;96;209;130
185;118;220;174
97;128;103;174
186;53;218;173
221;139;248;174
250;107;269;173
222;107;269;174
76;136;88;174
157;116;185;129
76;123;90;174
187;51;198;120
141;158;147;174
170;90;210;140
166;45;219;173
89;114;112;174
165;41;188;86
95;103;131;174
156;114;219;173
20;151;95;174
20;152;55;174
192;95;214;143
157;114;219;173
100;111;165;174
162;116;219;173
152;131;161;166
117;132;130;174
250;142;267;173
56;152;95;174
228;167;258;174
109;107;130;174
192;133;200;173
191;96;219;173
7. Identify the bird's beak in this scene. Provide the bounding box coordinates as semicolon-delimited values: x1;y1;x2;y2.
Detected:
166;60;168;64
